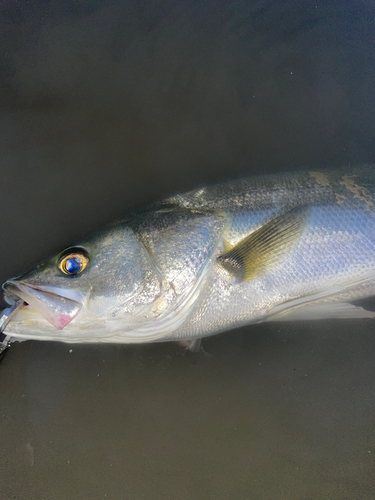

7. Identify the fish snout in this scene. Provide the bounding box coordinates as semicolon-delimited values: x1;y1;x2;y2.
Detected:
2;280;83;330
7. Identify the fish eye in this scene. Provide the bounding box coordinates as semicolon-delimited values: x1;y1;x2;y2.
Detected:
58;249;89;276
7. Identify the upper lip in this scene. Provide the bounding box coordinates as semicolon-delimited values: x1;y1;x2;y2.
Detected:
2;281;83;330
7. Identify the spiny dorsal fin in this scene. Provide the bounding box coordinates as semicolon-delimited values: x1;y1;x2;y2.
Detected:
218;205;310;283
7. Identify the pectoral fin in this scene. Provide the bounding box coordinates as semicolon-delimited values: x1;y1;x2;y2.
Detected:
218;206;310;282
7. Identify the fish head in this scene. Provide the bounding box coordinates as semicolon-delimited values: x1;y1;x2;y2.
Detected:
2;223;163;342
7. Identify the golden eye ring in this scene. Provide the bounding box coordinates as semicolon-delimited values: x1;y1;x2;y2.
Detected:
58;252;89;276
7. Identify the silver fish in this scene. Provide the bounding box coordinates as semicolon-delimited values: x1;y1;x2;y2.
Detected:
1;166;375;351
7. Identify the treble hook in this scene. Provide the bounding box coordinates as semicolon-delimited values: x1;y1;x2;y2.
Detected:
0;299;24;355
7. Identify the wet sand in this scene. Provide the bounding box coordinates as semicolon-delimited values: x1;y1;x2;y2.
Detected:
0;1;375;498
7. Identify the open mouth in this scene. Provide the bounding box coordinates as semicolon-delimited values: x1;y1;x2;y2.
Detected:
2;281;83;330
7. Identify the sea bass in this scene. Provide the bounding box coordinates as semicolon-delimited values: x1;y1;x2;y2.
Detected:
1;166;375;351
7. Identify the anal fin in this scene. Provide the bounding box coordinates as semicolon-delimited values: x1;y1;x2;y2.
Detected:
267;302;375;322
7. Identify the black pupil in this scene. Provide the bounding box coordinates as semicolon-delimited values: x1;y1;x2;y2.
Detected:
65;257;81;274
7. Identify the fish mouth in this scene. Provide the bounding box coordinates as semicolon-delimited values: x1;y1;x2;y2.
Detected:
2;281;84;330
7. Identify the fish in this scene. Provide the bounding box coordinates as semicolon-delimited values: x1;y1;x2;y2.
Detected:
1;165;375;353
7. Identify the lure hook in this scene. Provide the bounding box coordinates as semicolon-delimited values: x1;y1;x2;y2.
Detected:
0;299;25;355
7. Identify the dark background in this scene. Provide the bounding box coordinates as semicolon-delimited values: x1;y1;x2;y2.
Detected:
0;1;375;498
